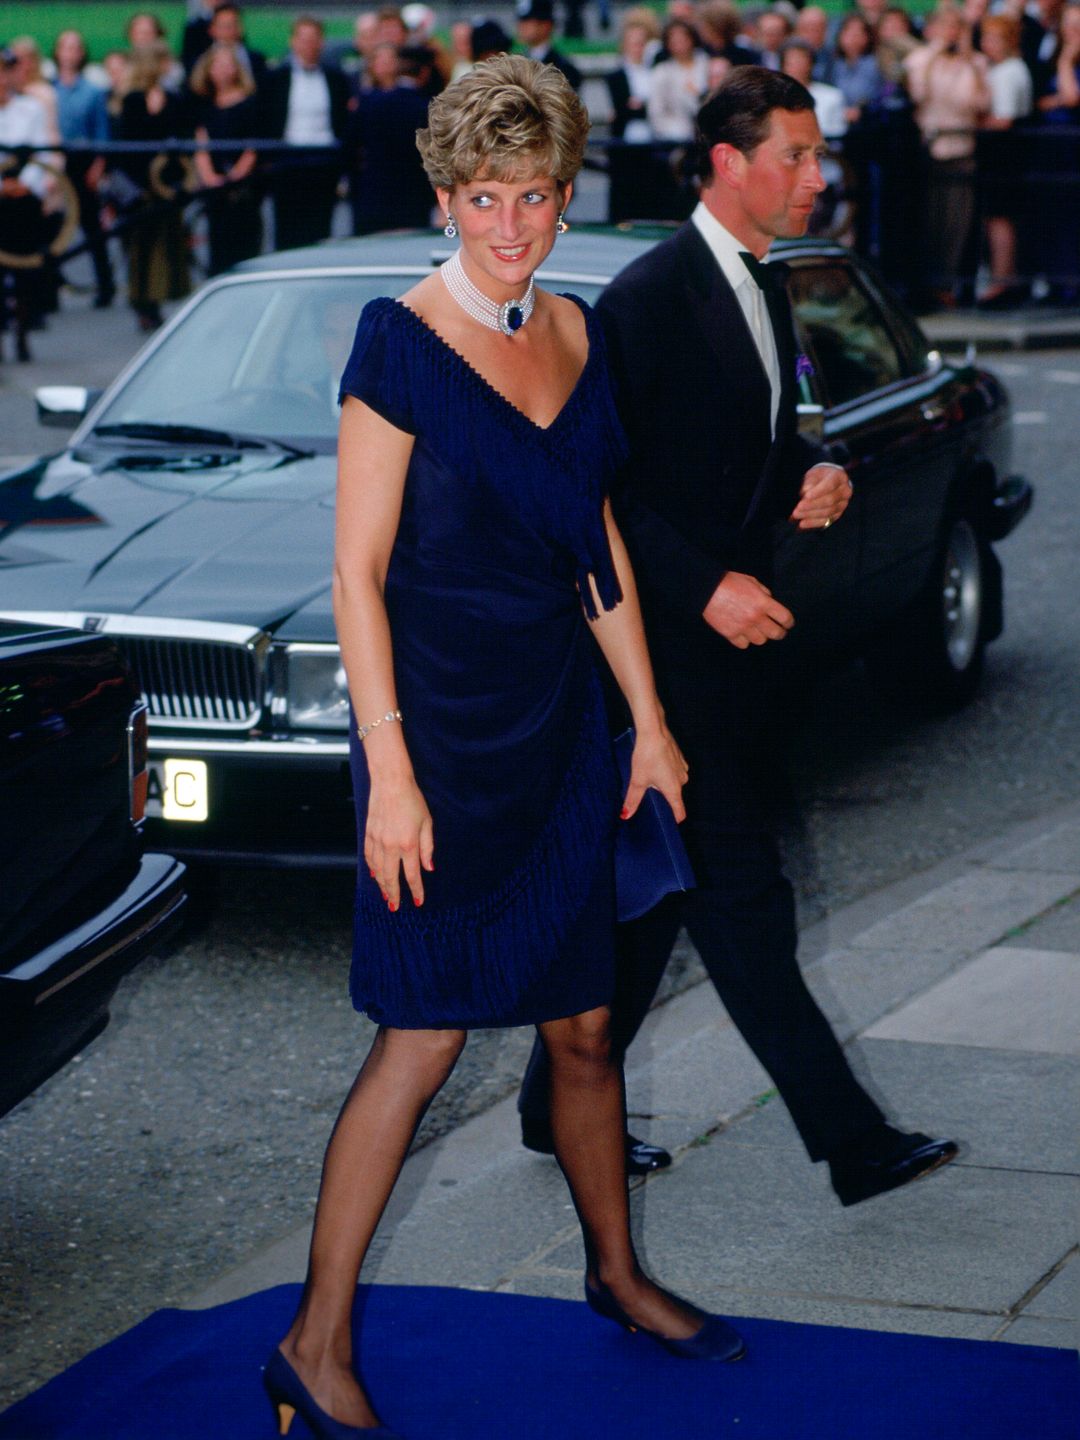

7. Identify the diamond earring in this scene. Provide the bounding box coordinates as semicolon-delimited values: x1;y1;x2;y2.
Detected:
443;213;457;239
556;212;568;235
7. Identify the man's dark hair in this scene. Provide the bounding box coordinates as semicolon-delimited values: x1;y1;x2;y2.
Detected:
693;65;814;180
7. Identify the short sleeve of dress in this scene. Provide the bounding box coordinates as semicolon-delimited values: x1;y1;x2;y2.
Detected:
337;297;414;434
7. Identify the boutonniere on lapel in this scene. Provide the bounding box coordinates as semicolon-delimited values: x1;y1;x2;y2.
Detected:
795;353;814;381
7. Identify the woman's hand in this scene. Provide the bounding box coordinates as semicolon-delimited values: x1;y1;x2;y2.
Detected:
365;774;434;911
622;724;689;824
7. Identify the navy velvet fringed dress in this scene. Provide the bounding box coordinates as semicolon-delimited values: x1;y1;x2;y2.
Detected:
338;294;628;1030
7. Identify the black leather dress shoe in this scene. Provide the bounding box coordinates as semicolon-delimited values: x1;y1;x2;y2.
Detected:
521;1120;672;1176
829;1125;959;1208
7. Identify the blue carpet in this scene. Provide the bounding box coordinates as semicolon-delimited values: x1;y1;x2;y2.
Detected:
1;1285;1077;1440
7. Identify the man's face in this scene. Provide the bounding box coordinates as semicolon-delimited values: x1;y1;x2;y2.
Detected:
795;7;828;50
55;32;86;71
291;22;323;67
356;14;379;54
210;9;242;45
517;18;552;47
757;13;790;51
720;107;826;245
375;16;407;45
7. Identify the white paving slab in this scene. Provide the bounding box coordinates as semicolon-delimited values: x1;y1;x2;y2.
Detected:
863;947;1080;1056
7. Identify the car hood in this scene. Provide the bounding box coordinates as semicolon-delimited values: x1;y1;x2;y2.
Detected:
0;447;338;634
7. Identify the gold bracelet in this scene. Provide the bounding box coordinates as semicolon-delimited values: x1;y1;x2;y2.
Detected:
356;709;402;742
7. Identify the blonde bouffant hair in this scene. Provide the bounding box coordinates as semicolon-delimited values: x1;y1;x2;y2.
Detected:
416;54;589;190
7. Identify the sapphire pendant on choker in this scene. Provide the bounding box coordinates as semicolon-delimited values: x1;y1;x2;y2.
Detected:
441;250;536;335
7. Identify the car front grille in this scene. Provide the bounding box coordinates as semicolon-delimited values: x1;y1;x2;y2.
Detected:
121;634;264;729
0;613;271;732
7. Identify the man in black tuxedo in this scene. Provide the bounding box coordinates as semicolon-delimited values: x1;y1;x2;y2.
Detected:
183;2;268;88
263;16;351;252
519;68;958;1206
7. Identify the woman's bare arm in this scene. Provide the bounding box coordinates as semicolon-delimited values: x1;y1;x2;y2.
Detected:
586;501;688;821
334;394;433;909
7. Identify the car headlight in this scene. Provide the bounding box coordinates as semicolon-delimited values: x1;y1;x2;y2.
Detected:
285;645;350;731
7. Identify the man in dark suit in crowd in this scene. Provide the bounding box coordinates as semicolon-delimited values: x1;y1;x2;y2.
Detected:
183;2;268;87
264;15;350;252
516;0;583;89
347;43;433;235
518;68;958;1206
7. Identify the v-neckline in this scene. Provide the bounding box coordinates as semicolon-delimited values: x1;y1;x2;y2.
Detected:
392;296;593;435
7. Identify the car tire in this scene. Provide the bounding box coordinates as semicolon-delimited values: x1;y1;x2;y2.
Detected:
866;513;988;712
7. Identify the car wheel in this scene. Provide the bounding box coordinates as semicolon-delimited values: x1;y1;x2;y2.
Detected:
867;514;988;712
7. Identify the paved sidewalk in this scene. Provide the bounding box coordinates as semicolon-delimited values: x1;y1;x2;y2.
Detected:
187;802;1080;1357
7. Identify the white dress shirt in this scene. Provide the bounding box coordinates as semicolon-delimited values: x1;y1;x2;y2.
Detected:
691;200;780;436
284;63;334;146
0;92;51;197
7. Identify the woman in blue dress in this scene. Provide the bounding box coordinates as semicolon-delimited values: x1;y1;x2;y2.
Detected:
264;56;744;1439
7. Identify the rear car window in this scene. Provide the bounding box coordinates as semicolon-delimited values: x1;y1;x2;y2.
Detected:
789;263;905;407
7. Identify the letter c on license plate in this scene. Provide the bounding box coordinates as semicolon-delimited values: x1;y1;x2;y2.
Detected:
146;758;209;822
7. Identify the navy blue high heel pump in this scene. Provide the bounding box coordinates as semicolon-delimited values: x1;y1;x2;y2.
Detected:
584;1279;746;1362
262;1348;404;1439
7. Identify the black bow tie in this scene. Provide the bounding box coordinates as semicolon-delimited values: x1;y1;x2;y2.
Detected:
740;252;789;294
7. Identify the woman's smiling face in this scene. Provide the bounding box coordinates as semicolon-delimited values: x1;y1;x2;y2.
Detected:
437;169;569;298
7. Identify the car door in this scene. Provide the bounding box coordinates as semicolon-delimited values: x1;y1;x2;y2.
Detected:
782;256;959;651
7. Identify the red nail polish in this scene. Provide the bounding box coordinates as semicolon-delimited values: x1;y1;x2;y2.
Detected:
369;869;376;878
620;807;629;820
381;890;388;901
413;897;422;907
389;900;398;912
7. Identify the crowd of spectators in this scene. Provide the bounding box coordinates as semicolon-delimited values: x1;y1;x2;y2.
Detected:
605;0;1080;307
1;0;1079;357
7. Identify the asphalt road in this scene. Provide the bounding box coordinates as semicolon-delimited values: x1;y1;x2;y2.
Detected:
1;291;1079;1409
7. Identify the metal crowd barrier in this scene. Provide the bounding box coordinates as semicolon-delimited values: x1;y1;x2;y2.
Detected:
3;127;1080;287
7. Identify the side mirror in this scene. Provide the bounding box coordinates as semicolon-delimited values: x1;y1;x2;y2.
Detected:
35;386;102;428
796;402;825;442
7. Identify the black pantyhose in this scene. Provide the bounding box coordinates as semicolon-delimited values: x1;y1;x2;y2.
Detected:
538;1008;703;1340
280;1026;466;1429
277;1008;700;1432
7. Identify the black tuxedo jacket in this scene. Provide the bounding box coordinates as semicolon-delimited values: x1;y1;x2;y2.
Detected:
263;62;351;145
596;220;821;636
596;221;823;830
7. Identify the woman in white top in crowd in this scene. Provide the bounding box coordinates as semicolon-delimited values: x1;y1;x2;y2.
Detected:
647;17;709;141
607;7;661;142
978;13;1033;307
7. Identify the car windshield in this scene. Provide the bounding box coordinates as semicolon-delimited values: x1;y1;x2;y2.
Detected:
92;274;425;450
92;272;608;453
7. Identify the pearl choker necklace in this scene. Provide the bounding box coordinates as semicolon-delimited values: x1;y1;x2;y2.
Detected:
440;249;535;336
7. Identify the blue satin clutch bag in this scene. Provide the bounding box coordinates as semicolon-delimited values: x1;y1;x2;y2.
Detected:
613;728;696;922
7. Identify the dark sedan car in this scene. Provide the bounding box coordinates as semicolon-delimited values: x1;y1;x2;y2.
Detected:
0;619;186;1116
0;231;1031;866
